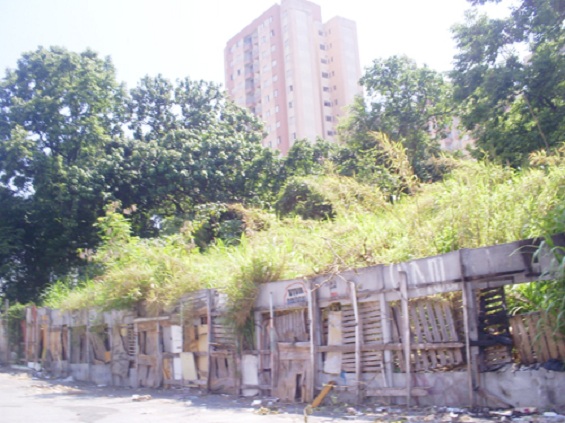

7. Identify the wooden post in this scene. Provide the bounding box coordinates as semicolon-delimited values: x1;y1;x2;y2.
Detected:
307;280;319;403
254;310;264;393
379;292;393;390
24;308;30;365
34;307;39;367
460;250;480;408
349;281;363;404
156;320;162;387
133;321;139;388
206;289;214;393
399;270;411;407
86;310;91;379
269;292;277;393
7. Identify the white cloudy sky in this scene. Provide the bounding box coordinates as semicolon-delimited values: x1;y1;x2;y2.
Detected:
0;0;510;89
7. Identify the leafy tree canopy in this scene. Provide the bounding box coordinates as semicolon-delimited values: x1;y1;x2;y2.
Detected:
114;75;274;235
0;46;126;301
339;56;453;180
451;0;565;165
0;49;278;302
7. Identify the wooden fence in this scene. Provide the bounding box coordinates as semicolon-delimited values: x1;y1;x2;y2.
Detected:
10;234;565;407
509;312;565;364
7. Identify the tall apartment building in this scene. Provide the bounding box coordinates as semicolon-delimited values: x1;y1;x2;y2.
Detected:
224;0;362;155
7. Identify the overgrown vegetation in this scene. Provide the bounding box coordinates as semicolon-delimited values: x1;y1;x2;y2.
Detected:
2;0;564;340
41;153;565;324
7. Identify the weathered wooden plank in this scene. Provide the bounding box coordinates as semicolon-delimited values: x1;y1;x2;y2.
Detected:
542;319;559;360
417;302;437;369
461;252;481;408
426;302;446;366
400;271;412;406
379;294;393;389
409;305;424;371
530;313;550;361
349;281;363;404
547;313;565;359
442;301;462;363
509;316;528;363
390;305;405;371
324;310;343;374
138;353;157;367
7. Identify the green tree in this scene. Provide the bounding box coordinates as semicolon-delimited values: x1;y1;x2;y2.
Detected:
116;76;273;235
0;47;127;301
451;0;565;165
340;56;453;180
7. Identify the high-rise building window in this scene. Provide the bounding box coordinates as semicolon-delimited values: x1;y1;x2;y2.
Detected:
324;101;331;107
289;85;293;91
274;89;278;97
320;44;326;50
323;86;330;92
321;58;327;64
325;115;332;122
322;72;329;78
276;121;281;128
275;105;279;113
289;101;293;108
272;60;277;67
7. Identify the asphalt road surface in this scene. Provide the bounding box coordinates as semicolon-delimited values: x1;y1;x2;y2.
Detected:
0;367;361;423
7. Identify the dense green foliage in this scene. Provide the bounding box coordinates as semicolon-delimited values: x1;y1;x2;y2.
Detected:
0;47;126;301
339;56;453;181
0;48;331;302
2;0;565;330
452;0;565;165
41;157;565;314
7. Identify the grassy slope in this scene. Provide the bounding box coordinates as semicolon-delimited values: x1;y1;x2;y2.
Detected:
44;159;565;312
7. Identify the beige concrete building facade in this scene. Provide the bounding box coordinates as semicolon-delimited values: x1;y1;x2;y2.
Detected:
224;0;362;155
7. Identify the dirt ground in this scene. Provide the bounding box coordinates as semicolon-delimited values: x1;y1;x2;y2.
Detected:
0;366;562;423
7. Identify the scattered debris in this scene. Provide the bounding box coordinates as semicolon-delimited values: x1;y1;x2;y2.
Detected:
514;407;538;415
542;412;565;421
131;394;152;402
311;381;336;408
254;406;279;415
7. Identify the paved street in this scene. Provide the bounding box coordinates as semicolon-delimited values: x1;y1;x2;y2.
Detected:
0;367;349;423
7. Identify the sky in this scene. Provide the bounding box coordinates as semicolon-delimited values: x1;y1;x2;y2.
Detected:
0;0;510;89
